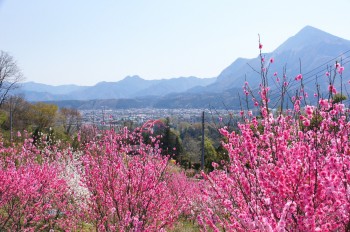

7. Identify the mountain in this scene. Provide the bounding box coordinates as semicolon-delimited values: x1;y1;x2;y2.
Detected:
69;75;156;100
134;76;215;97
159;25;350;109
13;82;89;101
17;82;88;95
208;25;350;93
17;76;216;101
17;26;350;109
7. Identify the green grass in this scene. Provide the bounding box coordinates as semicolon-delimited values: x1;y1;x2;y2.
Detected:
170;217;200;232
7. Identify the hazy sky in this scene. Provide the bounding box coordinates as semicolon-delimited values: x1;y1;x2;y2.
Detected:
1;0;350;86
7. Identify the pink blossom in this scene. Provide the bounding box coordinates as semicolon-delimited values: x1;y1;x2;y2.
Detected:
0;140;79;230
200;95;350;231
219;128;230;137
305;105;313;116
328;85;337;94
295;74;303;81
274;72;277;76
294;99;300;112
319;99;330;109
270;58;274;63
79;128;193;230
212;162;219;169
303;119;310;127
338;66;345;74
259;43;263;49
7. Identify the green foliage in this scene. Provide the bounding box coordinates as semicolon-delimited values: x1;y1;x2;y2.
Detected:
0;110;7;125
30;102;58;129
204;138;218;172
0;97;81;146
216;143;229;163
333;93;347;104
153;117;185;161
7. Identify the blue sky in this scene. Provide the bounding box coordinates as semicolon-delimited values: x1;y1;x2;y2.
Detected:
1;0;350;86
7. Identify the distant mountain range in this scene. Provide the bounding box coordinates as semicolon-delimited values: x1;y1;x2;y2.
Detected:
15;76;216;101
16;26;350;109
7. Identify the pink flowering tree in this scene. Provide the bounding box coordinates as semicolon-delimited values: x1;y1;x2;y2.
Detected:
197;41;350;231
79;123;195;231
0;134;80;231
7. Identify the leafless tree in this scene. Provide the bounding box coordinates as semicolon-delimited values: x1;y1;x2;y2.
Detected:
0;51;23;107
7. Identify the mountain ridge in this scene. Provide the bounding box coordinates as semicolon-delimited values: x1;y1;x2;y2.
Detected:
17;76;216;101
16;25;350;109
207;25;350;93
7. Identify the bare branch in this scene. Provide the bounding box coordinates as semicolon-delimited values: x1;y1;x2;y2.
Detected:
0;51;24;107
